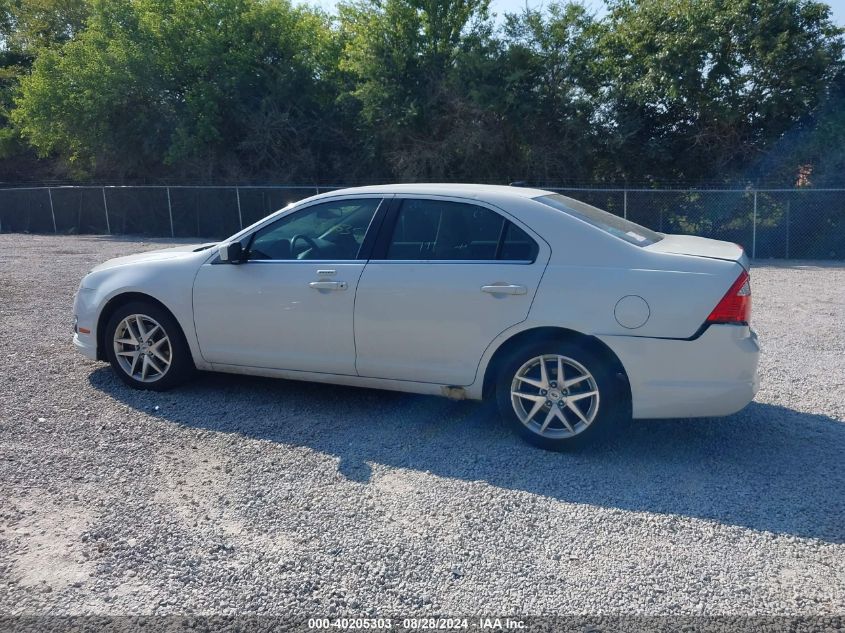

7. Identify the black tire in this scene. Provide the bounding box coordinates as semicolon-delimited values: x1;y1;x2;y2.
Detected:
104;300;194;391
494;338;629;450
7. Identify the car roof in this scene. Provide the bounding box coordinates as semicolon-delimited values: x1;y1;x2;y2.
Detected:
316;183;553;201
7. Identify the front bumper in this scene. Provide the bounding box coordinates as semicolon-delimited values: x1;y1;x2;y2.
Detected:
599;325;760;419
72;287;99;361
73;332;98;360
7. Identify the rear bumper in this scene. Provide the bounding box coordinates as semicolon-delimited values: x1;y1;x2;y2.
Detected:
598;325;760;419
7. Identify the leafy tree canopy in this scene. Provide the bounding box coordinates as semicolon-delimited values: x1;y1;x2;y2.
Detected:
3;0;844;185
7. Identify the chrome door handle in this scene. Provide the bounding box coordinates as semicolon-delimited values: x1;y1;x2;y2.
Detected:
309;281;347;291
481;284;527;295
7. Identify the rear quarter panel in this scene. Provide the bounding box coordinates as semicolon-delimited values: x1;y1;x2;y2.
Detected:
531;255;742;339
498;198;744;340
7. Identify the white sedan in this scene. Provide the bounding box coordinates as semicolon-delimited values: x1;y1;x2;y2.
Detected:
73;184;760;449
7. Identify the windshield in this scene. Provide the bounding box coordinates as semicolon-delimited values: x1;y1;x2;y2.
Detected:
535;194;663;247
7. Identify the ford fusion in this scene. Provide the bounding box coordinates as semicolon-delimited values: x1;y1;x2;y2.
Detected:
73;184;760;449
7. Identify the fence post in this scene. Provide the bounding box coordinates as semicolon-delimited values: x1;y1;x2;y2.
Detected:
47;188;57;234
785;199;790;259
166;187;175;238
752;190;757;259
102;187;111;234
623;189;628;219
235;186;243;230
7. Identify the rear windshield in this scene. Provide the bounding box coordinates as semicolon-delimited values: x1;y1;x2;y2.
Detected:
535;194;663;247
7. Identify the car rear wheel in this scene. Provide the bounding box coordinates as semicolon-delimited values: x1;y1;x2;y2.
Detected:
495;340;627;450
105;301;194;391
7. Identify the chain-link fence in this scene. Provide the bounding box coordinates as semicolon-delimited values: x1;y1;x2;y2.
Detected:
1;185;843;259
549;188;845;260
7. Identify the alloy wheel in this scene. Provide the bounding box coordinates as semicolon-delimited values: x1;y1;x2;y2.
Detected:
113;314;172;383
510;354;600;439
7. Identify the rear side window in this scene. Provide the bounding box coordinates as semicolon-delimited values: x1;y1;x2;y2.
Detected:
535;194;662;246
386;199;538;262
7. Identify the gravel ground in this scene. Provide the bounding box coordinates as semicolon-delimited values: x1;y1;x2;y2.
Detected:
1;234;844;618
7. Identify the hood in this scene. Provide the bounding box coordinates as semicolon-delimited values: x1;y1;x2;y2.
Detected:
89;243;217;273
645;234;749;270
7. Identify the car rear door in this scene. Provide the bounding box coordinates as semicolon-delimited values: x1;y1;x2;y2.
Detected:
353;196;550;385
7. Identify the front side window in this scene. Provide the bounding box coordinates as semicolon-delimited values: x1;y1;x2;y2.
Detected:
535;194;663;246
247;198;381;260
386;199;538;261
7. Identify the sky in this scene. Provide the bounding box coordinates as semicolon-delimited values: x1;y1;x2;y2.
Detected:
311;0;845;26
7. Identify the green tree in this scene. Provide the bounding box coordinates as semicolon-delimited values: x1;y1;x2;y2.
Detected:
500;3;605;183
0;0;89;177
600;0;844;184
1;0;88;52
6;0;845;185
760;66;845;186
12;0;341;181
338;0;498;180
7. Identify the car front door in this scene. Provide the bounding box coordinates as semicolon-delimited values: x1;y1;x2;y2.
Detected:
353;196;550;385
192;196;385;374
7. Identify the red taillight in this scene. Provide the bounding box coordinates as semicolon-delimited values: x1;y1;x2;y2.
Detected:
707;269;751;324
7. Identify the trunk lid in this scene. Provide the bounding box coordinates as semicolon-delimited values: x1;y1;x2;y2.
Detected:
646;234;749;270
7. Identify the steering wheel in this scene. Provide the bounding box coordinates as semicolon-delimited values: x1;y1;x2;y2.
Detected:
290;234;320;258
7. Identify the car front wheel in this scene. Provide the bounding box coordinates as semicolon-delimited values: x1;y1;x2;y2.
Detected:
104;301;193;391
495;340;627;450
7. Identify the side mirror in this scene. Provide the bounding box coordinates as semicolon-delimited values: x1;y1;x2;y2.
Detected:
218;241;244;264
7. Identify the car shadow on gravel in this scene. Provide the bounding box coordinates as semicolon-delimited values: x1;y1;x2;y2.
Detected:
89;368;845;544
